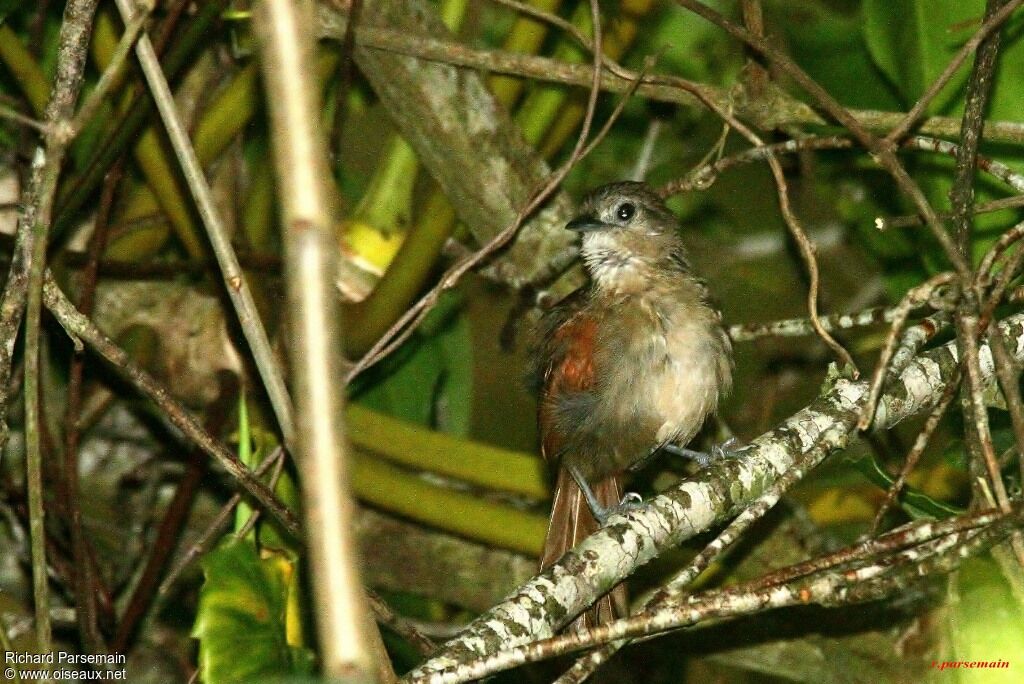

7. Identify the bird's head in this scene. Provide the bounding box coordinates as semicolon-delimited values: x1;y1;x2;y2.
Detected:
567;181;688;292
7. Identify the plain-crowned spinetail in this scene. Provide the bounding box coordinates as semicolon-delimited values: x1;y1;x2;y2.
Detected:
534;181;733;629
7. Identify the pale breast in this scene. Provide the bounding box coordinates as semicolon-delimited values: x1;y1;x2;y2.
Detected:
592;294;729;471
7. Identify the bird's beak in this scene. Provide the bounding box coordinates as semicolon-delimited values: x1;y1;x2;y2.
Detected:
565;214;609;232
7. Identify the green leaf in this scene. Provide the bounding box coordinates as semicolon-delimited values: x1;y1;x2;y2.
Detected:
863;0;984;113
949;556;1024;674
193;539;314;684
850;454;963;519
356;291;473;435
781;1;902;110
233;396;256;539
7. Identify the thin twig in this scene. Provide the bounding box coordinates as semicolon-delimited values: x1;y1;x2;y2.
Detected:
728;305;906;342
950;0;1010;261
111;0;295;450
156;447;285;599
659;136;853;197
870;376;959;533
232;440;287;541
367;590;436;655
663;54;858;373
858;273;957;430
988;324;1024;484
885;0;1024;143
15;0;102;658
111;374;238;653
345;1;613;381
0;104;48;133
63;160;123;654
64;4;150;142
42;275;301;537
673;0;972;282
877;195;1024;231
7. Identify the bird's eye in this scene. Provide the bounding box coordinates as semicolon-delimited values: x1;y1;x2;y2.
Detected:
616;202;636;221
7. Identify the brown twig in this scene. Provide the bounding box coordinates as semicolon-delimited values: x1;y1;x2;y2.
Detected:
951;0;1010;261
0;104;49;133
870;376;960;534
316;13;1024;145
42;276;301;537
62;160;123;654
673;0;972;282
858;273;958;430
885;0;1024;144
11;0;102;657
878;195;1024;231
156;447;285;600
367;590;436;655
111;373;239;653
985;325;1024;484
112;0;295;449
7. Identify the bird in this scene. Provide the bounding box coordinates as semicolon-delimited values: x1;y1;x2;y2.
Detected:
534;181;733;630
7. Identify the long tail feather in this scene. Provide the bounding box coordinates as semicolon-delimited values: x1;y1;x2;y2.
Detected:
540;468;628;632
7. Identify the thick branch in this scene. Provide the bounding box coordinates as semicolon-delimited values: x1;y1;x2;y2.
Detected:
407;312;1024;680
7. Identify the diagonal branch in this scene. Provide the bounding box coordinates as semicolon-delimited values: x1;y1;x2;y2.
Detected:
111;0;295;449
406;311;1024;680
41;275;300;538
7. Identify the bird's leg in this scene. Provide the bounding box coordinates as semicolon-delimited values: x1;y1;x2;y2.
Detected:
568;465;643;525
662;437;739;468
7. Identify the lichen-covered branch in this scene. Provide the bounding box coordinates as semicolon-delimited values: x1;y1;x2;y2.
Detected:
406;312;1024;680
4;0;100;656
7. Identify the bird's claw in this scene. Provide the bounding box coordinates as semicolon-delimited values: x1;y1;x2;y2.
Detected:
594;491;644;525
620;491;643;508
664;437;740;468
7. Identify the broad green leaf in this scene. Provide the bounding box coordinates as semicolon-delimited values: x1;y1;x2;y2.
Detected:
357;291;473;435
863;0;984;113
947;556;1024;681
781;0;902;110
193;540;314;684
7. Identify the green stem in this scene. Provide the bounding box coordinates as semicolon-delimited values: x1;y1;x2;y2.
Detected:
344;192;456;355
347;403;547;499
489;0;563;109
90;9;205;258
351;451;546;556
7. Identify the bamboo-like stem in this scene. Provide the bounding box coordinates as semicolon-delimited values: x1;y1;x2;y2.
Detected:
111;0;295;449
253;0;383;680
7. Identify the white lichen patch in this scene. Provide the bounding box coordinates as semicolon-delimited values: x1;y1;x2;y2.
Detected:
463;79;499;136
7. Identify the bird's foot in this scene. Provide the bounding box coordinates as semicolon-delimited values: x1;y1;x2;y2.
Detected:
663;437;740;468
593;492;644;525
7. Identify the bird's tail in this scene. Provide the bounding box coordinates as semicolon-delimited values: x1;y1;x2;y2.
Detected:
540;467;628;632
